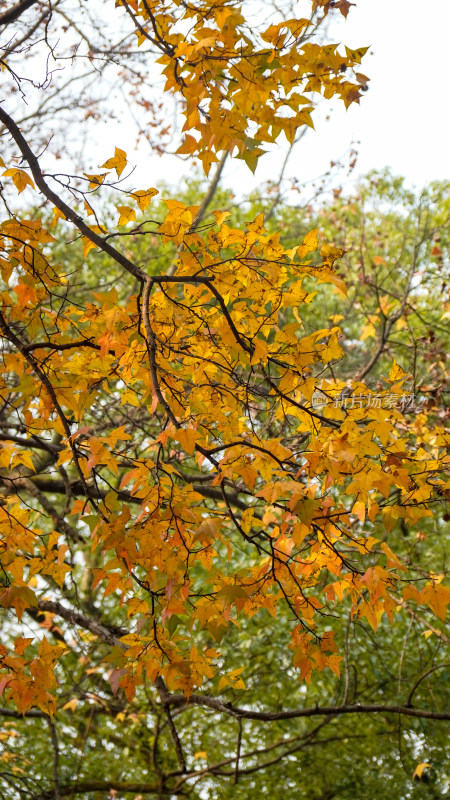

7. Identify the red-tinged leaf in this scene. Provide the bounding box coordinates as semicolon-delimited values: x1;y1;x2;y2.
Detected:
334;0;355;18
109;668;127;695
0;586;38;621
14;637;34;655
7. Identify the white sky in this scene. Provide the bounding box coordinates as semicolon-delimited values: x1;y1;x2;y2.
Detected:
125;0;450;197
307;0;450;188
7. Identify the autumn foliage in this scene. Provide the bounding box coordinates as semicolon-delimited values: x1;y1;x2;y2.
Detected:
0;0;448;797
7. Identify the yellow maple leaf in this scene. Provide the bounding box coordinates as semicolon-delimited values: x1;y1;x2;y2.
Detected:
351;500;366;523
83;173;106;189
320;242;345;269
11;450;36;471
302;228;319;250
176;134;198;155
213;210;231;226
413;763;430;780
388;360;409;382
193;36;218;52
317;270;347;298
128;188;158;212
3;168;35;194
420;584;450;622
117;206;137;226
174;427;197;455
101;146;128;177
61;698;78;712
82;237;97;258
198;149;219;175
51;207;67;228
84;200;95;217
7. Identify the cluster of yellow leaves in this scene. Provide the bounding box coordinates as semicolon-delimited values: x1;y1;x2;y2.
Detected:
113;0;368;172
0;200;448;710
0;219;56;290
0;634;64;715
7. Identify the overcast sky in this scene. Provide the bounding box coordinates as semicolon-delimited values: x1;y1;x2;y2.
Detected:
312;0;449;187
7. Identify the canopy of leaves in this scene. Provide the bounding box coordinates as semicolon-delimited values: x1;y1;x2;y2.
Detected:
0;2;448;799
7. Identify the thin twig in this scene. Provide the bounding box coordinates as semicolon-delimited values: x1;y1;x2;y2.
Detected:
234;717;242;784
47;717;61;800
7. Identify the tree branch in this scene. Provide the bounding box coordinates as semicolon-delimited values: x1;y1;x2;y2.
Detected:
36;599;127;649
0;0;39;27
165;693;450;722
33;780;178;800
47;717;61;800
0;105;146;282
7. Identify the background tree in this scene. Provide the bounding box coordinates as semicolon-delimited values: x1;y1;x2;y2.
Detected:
0;2;449;799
